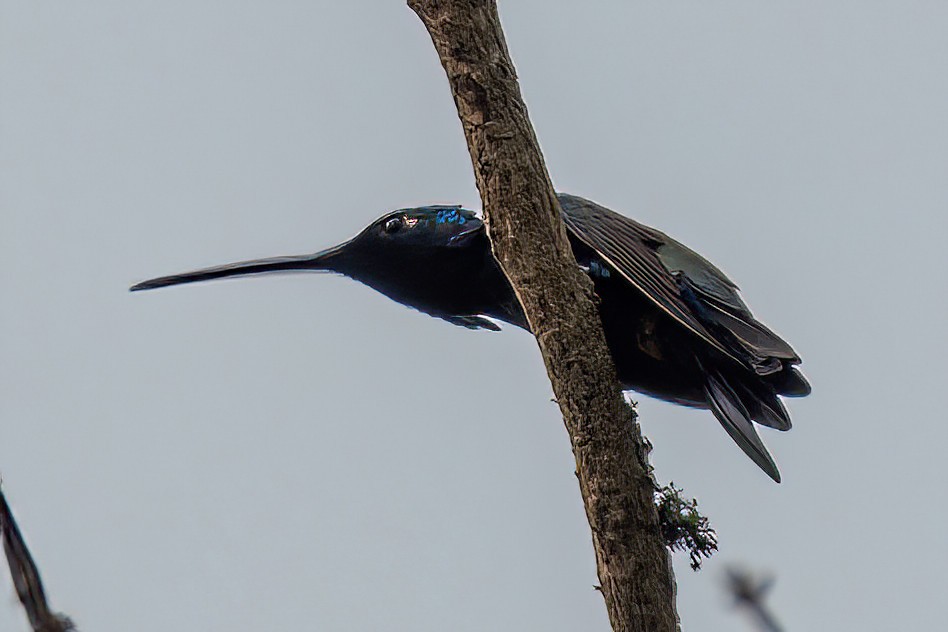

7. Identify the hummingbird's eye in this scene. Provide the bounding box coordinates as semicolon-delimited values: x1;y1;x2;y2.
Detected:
383;216;403;234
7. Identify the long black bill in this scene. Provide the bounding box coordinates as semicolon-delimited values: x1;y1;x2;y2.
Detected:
130;243;348;292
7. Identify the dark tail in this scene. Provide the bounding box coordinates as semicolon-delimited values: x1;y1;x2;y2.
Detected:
702;366;782;483
767;364;811;398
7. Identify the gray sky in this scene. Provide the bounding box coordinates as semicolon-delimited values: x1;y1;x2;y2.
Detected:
2;1;946;630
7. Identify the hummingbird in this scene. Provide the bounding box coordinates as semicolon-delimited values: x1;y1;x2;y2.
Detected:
132;193;809;482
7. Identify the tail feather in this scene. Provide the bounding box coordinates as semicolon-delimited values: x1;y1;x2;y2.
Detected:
734;380;792;431
768;365;811;398
703;370;782;483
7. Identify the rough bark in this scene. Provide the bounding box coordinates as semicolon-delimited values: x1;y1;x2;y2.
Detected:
407;1;679;630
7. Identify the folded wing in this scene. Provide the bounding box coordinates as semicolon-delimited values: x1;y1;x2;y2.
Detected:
557;193;801;377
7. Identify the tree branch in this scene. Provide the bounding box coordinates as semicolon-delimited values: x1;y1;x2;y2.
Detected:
1;486;75;632
407;1;679;630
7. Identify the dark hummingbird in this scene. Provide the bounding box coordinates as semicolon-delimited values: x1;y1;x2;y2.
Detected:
132;194;809;482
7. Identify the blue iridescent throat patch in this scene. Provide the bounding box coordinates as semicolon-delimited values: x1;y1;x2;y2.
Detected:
435;208;467;225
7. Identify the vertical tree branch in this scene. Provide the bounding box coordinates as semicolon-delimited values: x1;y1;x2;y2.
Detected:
407;1;679;630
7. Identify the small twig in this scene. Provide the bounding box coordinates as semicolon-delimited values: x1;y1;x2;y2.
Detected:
0;485;75;632
725;566;783;632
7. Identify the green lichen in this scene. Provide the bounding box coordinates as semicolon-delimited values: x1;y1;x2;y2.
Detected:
655;482;718;571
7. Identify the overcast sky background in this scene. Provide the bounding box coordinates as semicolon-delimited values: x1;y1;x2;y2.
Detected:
2;1;947;630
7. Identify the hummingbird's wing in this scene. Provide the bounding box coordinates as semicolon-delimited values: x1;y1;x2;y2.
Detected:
557;193;800;376
558;193;803;482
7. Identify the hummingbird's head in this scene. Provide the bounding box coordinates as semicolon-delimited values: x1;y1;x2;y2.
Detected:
129;205;485;292
347;205;483;254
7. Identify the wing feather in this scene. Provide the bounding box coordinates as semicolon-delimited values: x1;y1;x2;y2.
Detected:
558;194;742;363
557;193;800;374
